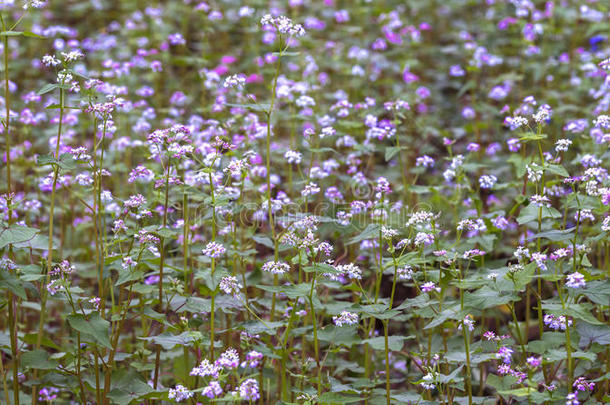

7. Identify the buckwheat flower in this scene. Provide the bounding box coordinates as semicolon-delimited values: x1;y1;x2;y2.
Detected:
458;314;475;331
573;377;595;391
479;174;497;189
262;260;290;275
241;350;263;368
124;194;146;209
333;311;359;326
23;0;45;10
38;387;59;401
505;115;528;130
238;379;260;401
216;348;240;369
88;296;101;311
301;182;320;197
397;266;413;280
526;356;541;368
223;74;245;88
42;54;60;66
467;142;480;152
336;263;362;280
555;139;572;152
527;163;543;182
202;242;226;258
543;383;557;392
566;392;579;405
514;246;530;261
135;230;159;245
457;219;475;231
168;33;186;45
420;373;436;390
533;104;552;123
496;346;513;364
565;272;586;288
463;249;485;259
487;272;499;280
219;276;242;297
46;279;63;295
575;209;595;222
407;211;435;228
284;150;302;164
530;194;551;207
497;364;512;375
507;137;521;152
414;232;434;247
168;385;193;401
128;165;154;183
376;176;391;193
543;314;572;330
594;114;609;129
449;64;465;76
74;173;93;186
202;381;223;399
531;252;548;271
483;331;496;340
190;359;220;378
121;257;136;270
112;219;127;234
415;155;434;168
421;282;440;293
61;50;84;62
381;226;398;239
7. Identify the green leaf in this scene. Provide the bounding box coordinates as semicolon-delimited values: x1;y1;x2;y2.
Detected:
317;325;360;347
498;387;535;398
0;225;38;248
544;164;569;177
22;333;60;350
317;392;361;403
0;31;24;37
67;313;112;349
517;203;561;225
225;102;270;112
37;83;61;95
527;227;576;242
362;335;411;351
21;349;58;370
106;370;155;405
519;132;547;141
0;31;45;38
346;224;380;245
576;322;610;348
138;331;200;350
542;303;603;325
272;51;300;57
581;280;610;306
385;146;406;162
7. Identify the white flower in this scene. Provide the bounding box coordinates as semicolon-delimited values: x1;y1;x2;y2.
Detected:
223;74;245;88
333;311;358;326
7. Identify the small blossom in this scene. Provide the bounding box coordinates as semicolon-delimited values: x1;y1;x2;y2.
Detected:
333;311;359;326
168;385;194;401
219;276;242;297
202;242;226;258
565;272;586;288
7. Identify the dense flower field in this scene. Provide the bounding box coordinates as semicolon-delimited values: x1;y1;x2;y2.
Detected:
0;0;609;404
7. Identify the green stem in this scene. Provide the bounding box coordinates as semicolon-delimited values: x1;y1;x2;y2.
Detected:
153;161;171;389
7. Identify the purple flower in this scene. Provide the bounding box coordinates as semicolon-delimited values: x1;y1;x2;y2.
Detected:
565;272;586;288
238;378;260;401
333;311;359;326
496;346;513;364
